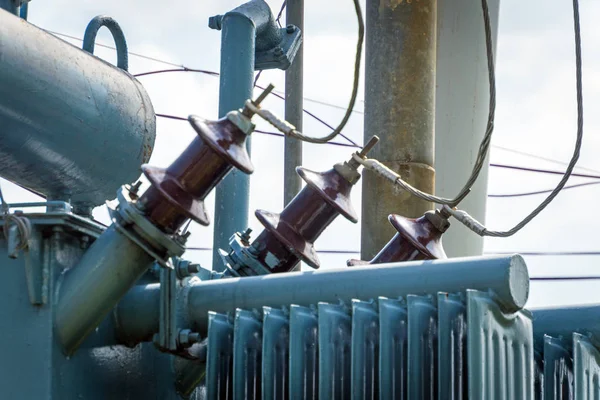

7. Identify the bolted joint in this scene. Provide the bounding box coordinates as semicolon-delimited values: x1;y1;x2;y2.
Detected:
424;209;451;233
334;161;361;185
175;259;201;279
177;329;201;349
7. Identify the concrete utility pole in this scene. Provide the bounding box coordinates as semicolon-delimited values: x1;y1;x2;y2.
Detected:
361;0;437;260
435;0;499;257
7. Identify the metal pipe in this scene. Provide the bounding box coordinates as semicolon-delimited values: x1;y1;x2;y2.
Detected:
114;255;528;343
434;0;500;257
212;0;274;271
361;0;438;260
284;0;304;207
55;225;155;354
531;305;600;352
0;12;155;210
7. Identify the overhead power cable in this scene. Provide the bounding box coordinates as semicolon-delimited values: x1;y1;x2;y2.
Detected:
356;0;584;239
488;181;600;198
492;144;600;175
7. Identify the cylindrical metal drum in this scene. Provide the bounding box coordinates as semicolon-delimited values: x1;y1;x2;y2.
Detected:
0;10;155;212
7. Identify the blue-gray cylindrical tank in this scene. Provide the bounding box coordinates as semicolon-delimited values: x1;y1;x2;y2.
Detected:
0;10;156;212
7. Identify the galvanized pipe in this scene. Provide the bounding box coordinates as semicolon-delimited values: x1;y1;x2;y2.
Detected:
114;255;528;343
531;305;600;352
361;0;437;260
212;0;278;271
283;0;304;207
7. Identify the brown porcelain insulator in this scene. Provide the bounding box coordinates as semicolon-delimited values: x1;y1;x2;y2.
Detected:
250;166;359;274
347;212;447;266
138;116;253;234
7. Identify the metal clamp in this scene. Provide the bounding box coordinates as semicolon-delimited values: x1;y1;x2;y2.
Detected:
83;15;129;71
107;186;186;269
219;230;272;277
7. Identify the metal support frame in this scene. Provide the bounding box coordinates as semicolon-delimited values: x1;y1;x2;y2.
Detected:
210;0;301;271
361;0;438;260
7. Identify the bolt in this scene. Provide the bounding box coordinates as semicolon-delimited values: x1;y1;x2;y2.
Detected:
286;24;296;33
273;46;284;57
80;235;90;250
178;329;201;348
358;135;380;158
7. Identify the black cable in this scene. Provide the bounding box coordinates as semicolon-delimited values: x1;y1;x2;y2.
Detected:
490;163;600;180
488;181;600;198
531;276;600;281
156;113;187;121
186;247;359;254
134;68;218;78
487;251;600;256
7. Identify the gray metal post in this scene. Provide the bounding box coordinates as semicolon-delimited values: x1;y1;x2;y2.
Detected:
283;0;304;206
212;14;255;271
361;0;437;260
435;0;499;257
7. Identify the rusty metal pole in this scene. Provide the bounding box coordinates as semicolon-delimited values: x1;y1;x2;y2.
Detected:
361;0;437;260
283;0;304;206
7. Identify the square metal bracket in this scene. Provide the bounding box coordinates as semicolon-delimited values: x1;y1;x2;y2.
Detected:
255;26;302;71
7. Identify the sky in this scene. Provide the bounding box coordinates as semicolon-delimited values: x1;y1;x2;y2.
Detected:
2;0;600;308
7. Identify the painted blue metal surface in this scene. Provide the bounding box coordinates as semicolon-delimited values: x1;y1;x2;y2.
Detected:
212;0;271;271
262;307;289;399
318;302;352;399
467;290;534;400
83;16;129;71
573;333;600;399
206;312;234;400
0;11;155;212
232;308;262;400
351;299;379;400
438;292;467;399
0;213;200;399
289;305;319;400
378;297;408;400
407;295;438;400
543;335;573;399
211;0;301;271
0;0;17;14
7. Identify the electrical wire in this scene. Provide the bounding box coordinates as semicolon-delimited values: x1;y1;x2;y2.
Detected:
488;181;600;198
351;0;497;208
450;0;584;237
154;112;360;148
246;0;364;145
490;164;599;180
357;0;584;239
530;276;600;281
134;68;219;78
492;144;600;175
254;84;360;147
487;251;600;256
275;0;287;28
